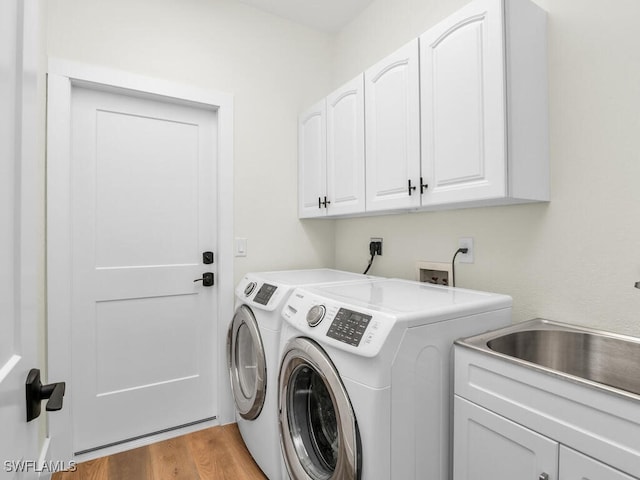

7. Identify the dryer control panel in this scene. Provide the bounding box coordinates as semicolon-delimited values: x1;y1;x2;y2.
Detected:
282;288;396;357
254;283;277;305
235;276;287;312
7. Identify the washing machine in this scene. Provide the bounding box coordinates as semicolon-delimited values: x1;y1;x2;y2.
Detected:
278;278;512;480
227;269;375;480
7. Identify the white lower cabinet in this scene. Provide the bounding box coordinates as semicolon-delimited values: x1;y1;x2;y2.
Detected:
560;446;636;480
454;396;640;480
454;396;557;480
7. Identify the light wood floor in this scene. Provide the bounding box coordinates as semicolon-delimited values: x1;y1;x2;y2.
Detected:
53;424;268;480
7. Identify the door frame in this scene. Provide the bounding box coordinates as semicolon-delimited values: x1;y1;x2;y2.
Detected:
1;0;45;475
46;58;235;462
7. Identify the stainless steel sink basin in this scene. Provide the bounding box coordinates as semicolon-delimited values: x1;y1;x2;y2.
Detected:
457;319;640;400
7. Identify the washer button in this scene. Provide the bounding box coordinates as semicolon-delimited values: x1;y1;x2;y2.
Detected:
244;282;257;297
306;305;326;327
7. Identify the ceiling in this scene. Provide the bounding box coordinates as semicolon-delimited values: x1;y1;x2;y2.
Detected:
234;0;375;32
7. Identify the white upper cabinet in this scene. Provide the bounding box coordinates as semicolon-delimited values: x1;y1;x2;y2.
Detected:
297;0;548;218
365;40;421;212
326;74;366;216
420;0;549;207
298;100;327;218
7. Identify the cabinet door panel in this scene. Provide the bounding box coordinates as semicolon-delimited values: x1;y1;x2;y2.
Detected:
326;74;365;216
420;0;506;206
560;446;637;480
298;100;327;218
454;396;558;480
365;39;420;212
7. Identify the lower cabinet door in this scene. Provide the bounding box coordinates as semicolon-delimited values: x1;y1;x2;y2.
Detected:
559;446;637;480
453;396;558;480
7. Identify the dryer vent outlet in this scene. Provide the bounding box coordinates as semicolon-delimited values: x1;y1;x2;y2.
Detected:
416;261;452;286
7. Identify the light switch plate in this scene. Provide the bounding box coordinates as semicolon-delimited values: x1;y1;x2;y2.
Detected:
235;238;247;257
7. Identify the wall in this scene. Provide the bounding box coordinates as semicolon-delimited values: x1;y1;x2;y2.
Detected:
331;0;640;336
46;0;336;283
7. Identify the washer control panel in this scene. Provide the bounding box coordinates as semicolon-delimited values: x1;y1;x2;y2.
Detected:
326;308;372;347
282;288;396;357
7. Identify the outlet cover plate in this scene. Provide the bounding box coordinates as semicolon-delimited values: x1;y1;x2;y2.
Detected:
458;237;474;264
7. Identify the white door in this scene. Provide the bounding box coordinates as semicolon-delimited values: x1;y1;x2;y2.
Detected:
1;0;42;478
453;396;558;480
326;74;365;216
298;100;327;218
68;84;218;454
420;0;507;206
365;39;421;212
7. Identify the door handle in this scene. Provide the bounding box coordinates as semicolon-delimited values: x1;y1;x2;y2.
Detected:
26;369;66;422
194;272;214;287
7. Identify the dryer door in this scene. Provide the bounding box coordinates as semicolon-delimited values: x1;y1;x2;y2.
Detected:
279;337;360;480
227;305;267;420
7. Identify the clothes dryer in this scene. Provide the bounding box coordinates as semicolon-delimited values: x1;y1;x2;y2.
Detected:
278;279;512;480
228;269;374;479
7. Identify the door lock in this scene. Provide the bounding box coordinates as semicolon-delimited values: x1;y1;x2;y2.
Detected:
203;251;214;264
194;272;214;287
26;369;66;422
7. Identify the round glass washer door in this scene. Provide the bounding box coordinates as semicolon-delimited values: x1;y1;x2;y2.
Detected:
279;337;360;480
227;305;266;420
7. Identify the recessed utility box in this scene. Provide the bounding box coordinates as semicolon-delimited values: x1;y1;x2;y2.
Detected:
416;261;452;286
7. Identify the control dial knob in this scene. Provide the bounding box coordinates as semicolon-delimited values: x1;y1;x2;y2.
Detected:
306;305;326;327
244;281;257;297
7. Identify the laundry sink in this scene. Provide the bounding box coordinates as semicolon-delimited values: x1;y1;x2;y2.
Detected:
454;318;640;478
457;318;640;400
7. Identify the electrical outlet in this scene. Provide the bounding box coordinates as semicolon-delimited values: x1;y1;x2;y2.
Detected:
370;237;383;255
458;237;474;263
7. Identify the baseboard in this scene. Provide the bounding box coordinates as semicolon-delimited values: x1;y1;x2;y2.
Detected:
73;418;221;463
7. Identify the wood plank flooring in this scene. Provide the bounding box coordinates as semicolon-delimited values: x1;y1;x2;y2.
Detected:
53;424;268;480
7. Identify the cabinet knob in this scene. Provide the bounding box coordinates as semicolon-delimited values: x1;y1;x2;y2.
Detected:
420;177;429;194
408;179;417;196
